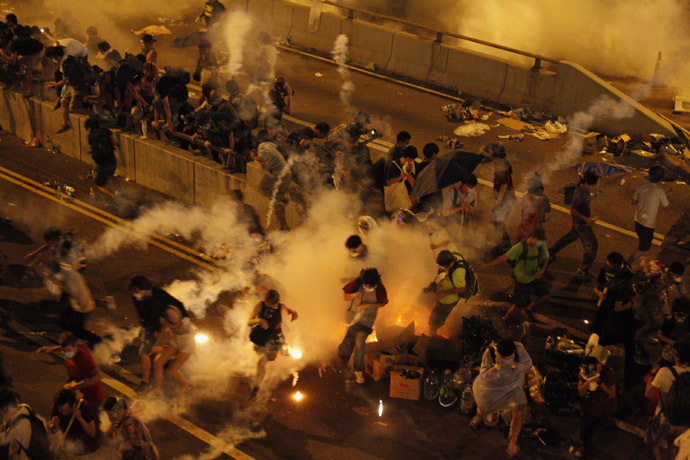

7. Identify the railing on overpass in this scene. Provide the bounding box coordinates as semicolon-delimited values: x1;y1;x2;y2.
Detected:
319;0;559;70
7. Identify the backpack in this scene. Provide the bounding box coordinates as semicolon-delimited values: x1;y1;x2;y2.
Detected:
15;406;52;460
372;158;387;190
661;366;690;426
447;252;479;300
66;56;96;88
507;240;530;268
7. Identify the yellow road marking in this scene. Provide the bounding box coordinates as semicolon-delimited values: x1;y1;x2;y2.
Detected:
103;378;256;460
0;170;221;272
0;165;215;261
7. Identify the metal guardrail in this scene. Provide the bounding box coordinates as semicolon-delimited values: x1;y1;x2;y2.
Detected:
320;0;559;69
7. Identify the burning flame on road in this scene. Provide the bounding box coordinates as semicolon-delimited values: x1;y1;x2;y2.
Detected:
194;333;209;344
293;391;303;402
378;400;383;417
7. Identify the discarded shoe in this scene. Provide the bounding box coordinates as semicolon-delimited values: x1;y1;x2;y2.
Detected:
576;268;594;280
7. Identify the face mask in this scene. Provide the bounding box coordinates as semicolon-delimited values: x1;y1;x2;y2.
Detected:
363;285;376;292
674;277;684;284
132;292;147;301
349;250;361;258
63;350;75;359
675;314;687;323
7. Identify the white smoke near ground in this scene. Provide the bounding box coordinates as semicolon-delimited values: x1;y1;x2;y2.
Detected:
332;34;356;112
517;91;640;189
92;326;141;365
84;200;252;261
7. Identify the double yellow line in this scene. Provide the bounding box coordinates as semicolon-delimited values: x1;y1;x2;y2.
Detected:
0;165;221;272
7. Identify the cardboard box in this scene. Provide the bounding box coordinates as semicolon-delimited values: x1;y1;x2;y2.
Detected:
389;365;424;401
364;349;401;381
582;132;607;154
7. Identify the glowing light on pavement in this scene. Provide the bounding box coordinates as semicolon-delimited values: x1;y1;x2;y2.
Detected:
583;320;590;325
289;348;302;359
195;333;209;344
293;391;303;402
378;400;383;417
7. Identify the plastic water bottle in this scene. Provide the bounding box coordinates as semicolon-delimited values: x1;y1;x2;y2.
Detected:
460;386;475;415
423;369;440;401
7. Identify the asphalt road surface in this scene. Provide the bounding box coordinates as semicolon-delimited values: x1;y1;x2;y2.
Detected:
2;4;690;459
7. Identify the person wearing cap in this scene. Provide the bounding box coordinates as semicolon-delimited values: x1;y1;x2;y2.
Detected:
630;165;670;263
645;335;690;460
103;396;159;459
549;171;600;280
575;354;617;458
425;247;467;336
516;173;551;242
339;268;388;384
139;34;157;65
476;226;550;322
470;339;533;457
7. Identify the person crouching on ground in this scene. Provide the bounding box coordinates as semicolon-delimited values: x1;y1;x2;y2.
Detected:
470;338;533;457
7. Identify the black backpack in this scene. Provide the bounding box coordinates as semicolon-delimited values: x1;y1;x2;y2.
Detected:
65;56;96;88
447;252;479;300
507;240;530;268
15;406;52;460
661;367;690;426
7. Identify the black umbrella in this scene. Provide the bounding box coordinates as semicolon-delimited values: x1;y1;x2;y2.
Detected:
410;150;484;200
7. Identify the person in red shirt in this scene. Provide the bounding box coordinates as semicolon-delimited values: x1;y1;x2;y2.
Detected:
36;332;104;407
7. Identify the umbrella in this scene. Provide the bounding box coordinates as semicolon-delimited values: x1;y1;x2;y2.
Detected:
410;150;484;200
569;161;631;177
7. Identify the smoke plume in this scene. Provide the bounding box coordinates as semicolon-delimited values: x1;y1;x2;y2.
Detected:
332;34;356;111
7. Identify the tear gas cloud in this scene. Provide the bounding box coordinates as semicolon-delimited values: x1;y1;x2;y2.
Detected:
329;0;690;86
332;34;356;112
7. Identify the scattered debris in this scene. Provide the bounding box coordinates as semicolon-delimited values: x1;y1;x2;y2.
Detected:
673;95;690;114
439;136;462;149
453;122;490;137
131;25;172;36
544;120;567;134
497;133;525;141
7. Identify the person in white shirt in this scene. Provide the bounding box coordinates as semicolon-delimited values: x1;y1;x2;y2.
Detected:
645;335;690;460
56;37;88;58
630;166;670;263
0;390;44;460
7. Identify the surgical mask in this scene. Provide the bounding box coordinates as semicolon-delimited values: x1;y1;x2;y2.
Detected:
363;285;376;292
675;314;687;323
132;292;147;301
674;276;684;284
63;350;75;359
349;250;361;258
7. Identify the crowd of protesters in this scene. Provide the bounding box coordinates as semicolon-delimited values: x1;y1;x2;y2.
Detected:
1;3;690;460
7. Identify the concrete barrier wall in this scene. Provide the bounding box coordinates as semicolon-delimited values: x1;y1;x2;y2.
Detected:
553;61;675;136
194;157;246;209
386;31;434;82
273;0;674;137
342;19;394;71
0;91;36;141
35;100;83;161
133;138;197;202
